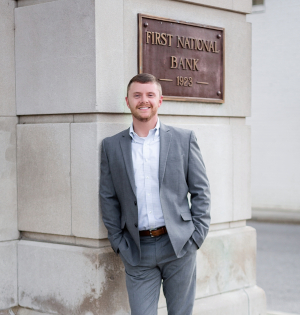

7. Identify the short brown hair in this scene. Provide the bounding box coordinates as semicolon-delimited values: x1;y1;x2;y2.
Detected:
127;73;162;97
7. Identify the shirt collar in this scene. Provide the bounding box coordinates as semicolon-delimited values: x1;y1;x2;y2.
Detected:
129;118;160;140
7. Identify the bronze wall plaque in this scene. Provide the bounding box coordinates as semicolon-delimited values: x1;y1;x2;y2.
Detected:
138;14;225;103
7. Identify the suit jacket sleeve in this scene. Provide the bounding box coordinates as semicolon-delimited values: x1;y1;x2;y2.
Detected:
100;139;122;253
188;131;211;248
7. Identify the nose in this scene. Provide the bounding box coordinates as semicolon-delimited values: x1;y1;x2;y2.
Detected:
140;94;148;103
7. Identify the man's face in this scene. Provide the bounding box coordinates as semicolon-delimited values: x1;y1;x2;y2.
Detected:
126;82;163;122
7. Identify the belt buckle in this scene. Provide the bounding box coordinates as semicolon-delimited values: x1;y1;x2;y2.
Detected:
149;228;158;237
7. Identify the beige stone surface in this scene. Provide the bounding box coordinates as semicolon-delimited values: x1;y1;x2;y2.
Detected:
196;226;256;298
245;286;267;315
15;0;96;115
159;286;266;315
231;118;251;220
71;122;129;239
159;226;256;308
0;308;19;315
174;123;233;224
15;0;124;115
71;123;102;239
0;117;19;241
171;119;251;223
0;0;16;116
71;123;105;239
17;124;71;235
95;0;125;114
124;0;251;118
16;0;251;117
18;240;129;315
0;241;18;310
170;0;252;14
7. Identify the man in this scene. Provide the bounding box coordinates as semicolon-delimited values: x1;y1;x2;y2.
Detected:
100;73;211;315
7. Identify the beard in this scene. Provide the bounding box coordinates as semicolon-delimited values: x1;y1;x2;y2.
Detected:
129;102;158;122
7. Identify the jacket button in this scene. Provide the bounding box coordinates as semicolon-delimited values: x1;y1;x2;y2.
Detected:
134;223;138;228
134;201;137;205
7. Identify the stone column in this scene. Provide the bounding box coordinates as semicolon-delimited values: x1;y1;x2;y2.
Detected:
0;0;19;313
13;0;266;314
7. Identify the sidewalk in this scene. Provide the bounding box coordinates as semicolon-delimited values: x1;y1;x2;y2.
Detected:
251;208;300;224
247;220;300;315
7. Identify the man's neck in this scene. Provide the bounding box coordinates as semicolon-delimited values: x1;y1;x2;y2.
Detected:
132;116;158;137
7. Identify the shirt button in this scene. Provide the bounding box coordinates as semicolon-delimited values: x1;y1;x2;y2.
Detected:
149;211;152;213
146;176;149;179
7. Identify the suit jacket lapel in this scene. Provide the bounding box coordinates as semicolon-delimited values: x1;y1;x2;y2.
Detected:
159;123;172;189
120;130;136;197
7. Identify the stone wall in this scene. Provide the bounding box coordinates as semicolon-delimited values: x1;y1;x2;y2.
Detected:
0;0;266;314
0;0;19;311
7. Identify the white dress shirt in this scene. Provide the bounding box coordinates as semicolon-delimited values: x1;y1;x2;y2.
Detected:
129;119;165;231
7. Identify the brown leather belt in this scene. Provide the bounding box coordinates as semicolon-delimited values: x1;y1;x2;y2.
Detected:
139;226;167;237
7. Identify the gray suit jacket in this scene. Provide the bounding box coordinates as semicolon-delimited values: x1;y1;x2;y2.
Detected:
100;122;211;266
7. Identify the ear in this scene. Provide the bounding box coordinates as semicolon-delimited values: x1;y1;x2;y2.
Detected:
158;95;163;108
125;96;130;109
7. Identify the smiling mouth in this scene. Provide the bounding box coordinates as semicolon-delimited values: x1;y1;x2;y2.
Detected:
138;107;150;110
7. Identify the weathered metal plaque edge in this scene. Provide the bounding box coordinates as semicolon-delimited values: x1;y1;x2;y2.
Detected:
138;13;225;104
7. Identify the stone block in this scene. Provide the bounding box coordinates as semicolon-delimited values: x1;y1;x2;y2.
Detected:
0;117;18;241
15;0;124;115
158;286;266;315
15;0;96;115
71;122;130;239
245;286;267;315
95;0;125;114
17;124;71;235
196;226;256;298
158;226;256;308
18;240;130;315
225;21;251;116
170;0;252;14
0;0;16;116
175;123;233;224
231;118;251;221
15;0;251;117
124;0;251;117
0;308;19;315
0;241;18;310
